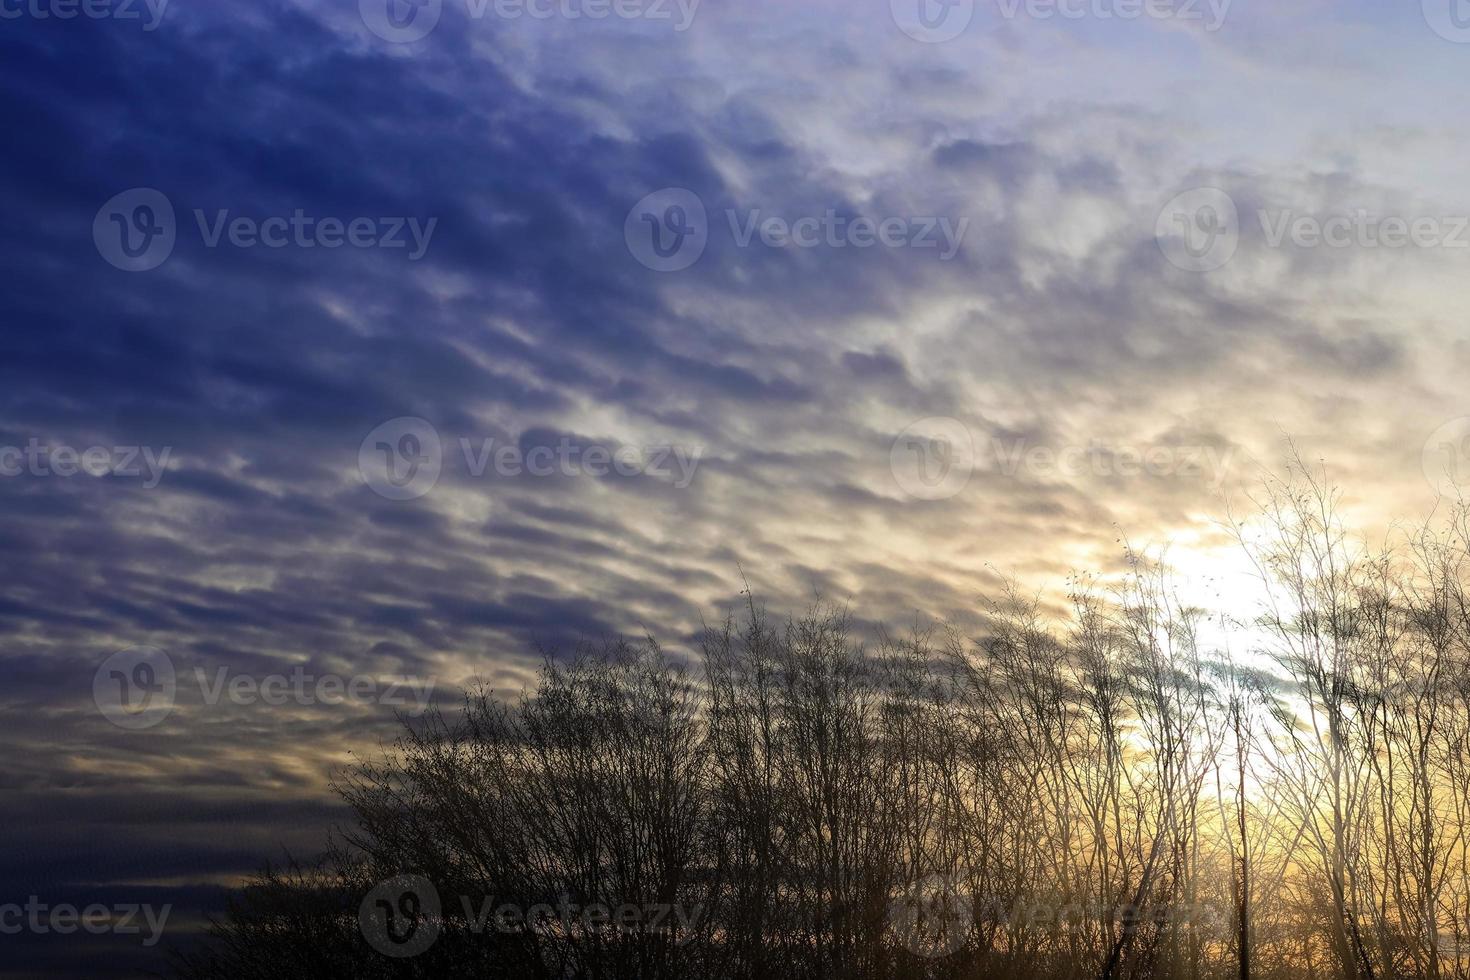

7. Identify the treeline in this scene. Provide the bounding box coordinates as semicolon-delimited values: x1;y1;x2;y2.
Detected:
175;473;1470;979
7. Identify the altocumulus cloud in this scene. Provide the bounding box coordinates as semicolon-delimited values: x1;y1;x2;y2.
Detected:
3;0;1470;974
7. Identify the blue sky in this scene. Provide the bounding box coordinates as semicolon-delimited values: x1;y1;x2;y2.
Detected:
4;0;1470;973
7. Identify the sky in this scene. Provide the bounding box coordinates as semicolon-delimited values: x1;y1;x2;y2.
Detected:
5;0;1470;974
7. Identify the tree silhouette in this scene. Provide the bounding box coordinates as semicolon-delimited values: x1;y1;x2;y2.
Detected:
175;474;1470;980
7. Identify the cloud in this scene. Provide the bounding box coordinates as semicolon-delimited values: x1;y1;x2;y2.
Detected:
1;2;1465;974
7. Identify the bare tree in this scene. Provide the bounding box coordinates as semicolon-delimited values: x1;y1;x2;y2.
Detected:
176;474;1470;980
